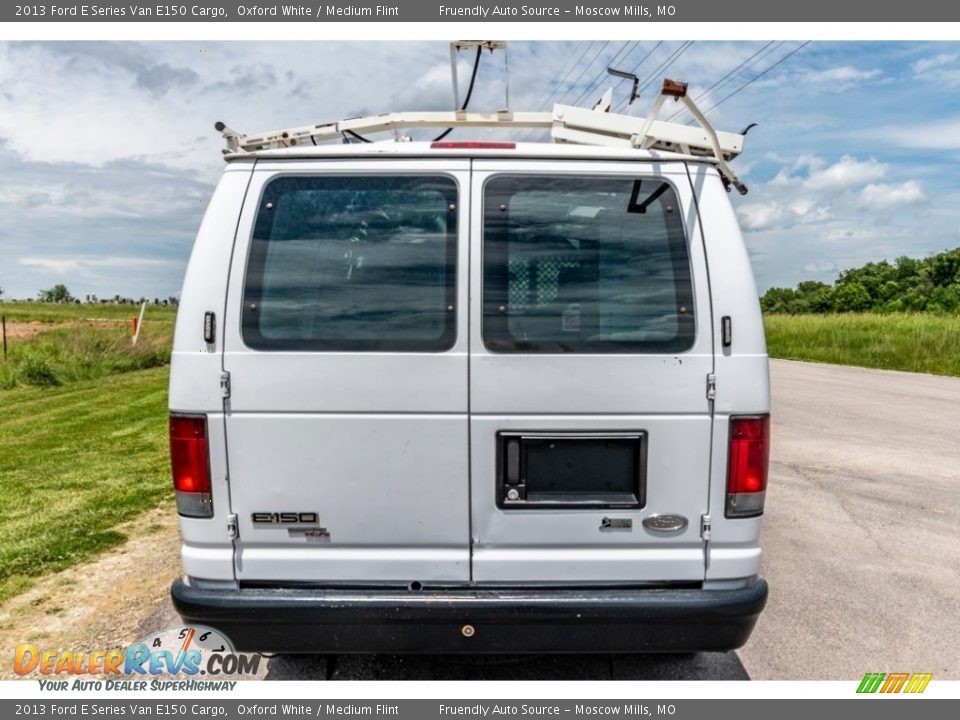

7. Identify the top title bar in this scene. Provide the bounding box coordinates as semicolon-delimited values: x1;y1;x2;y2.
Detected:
6;0;960;22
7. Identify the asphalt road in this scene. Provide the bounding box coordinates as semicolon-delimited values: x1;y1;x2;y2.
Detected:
738;359;960;680
154;359;960;680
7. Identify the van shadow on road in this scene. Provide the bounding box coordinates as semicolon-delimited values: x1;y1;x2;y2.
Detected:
263;652;749;680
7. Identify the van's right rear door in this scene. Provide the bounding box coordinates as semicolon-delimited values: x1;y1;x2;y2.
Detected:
469;160;714;583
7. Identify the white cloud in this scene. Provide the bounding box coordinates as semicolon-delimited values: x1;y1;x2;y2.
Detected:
803;260;838;273
807;66;882;83
737;202;790;231
803;156;887;190
859;181;926;210
20;256;177;276
912;53;958;73
0;42;447;171
910;53;960;86
754;64;882;90
874;116;960;150
764;155;887;192
822;226;903;243
19;258;83;275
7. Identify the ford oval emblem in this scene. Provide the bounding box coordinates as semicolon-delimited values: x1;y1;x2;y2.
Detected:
642;514;689;533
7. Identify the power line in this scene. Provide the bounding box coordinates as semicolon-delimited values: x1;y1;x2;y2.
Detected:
665;41;778;123
520;40;613;142
625;40;663;76
696;41;812;117
522;41;661;141
527;40;592;113
552;41;612;107
615;40;695;113
568;40;640;110
518;41;602;141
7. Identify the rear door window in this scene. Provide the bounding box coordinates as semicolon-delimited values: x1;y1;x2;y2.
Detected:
243;175;457;351
482;175;694;353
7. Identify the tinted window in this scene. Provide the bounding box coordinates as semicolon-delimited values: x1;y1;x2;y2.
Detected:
483;176;694;353
243;175;457;351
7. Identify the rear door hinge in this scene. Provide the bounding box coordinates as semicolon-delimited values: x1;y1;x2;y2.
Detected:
220;371;231;399
700;514;712;541
226;513;238;539
706;373;716;401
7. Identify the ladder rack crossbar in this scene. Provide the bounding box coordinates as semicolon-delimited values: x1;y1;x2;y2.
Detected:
220;111;554;152
217;79;749;193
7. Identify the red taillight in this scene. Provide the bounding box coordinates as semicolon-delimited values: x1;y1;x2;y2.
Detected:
430;141;516;150
170;414;213;517
726;415;769;518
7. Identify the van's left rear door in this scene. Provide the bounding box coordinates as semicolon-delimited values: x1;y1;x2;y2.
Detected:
221;159;471;584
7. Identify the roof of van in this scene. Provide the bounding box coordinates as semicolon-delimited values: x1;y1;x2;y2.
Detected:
225;141;718;164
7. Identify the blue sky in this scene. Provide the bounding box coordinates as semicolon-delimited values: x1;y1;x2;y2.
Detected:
0;40;958;299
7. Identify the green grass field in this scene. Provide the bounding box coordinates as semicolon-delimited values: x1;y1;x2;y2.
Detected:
0;366;172;604
0;301;178;324
764;313;960;377
0;302;176;603
0;302;174;390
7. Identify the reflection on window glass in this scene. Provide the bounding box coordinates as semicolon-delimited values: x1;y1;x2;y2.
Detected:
243;176;457;351
483;176;694;353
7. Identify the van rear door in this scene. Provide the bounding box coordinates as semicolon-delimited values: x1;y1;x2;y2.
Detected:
221;160;470;584
468;161;713;583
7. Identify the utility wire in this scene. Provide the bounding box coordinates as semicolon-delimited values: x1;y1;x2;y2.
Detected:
624;40;664;77
664;41;777;123
695;41;812;119
527;41;593;113
519;41;611;142
616;40;695;113
521;40;653;142
518;41;600;142
552;41;612;108
568;40;641;110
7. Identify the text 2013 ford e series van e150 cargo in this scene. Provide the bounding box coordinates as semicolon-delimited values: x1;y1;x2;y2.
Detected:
169;79;770;654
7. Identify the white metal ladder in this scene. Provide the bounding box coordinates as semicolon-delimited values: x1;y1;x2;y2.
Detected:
217;79;750;194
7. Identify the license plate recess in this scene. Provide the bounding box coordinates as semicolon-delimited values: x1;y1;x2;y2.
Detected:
497;432;647;509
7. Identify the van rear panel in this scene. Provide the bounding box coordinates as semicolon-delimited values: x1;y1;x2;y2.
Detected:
206;158;717;586
171;150;770;651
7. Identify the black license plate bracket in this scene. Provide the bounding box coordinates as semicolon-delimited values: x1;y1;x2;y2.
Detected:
497;432;647;509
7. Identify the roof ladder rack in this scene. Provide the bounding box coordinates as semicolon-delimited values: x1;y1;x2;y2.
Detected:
216;78;749;193
551;79;748;194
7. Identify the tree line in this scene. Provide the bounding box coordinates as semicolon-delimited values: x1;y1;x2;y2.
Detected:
0;284;178;306
761;246;960;314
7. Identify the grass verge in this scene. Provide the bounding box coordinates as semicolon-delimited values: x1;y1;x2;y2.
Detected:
764;313;960;377
0;302;178;324
0;305;173;390
0;367;172;604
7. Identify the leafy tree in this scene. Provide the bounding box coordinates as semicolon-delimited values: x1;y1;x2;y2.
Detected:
761;246;960;315
38;284;74;303
929;248;960;287
832;282;871;312
760;287;804;314
795;281;834;312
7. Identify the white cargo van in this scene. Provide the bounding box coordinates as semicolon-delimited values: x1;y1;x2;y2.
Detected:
169;81;770;653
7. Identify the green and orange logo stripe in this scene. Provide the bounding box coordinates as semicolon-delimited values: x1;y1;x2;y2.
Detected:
857;672;933;694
